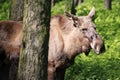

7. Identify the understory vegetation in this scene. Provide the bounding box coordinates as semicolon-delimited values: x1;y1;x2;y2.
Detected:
0;0;120;80
0;0;9;20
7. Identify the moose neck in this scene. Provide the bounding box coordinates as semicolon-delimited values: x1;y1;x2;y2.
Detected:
55;69;66;80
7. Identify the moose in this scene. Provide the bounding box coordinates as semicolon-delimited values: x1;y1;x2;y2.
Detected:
0;7;105;80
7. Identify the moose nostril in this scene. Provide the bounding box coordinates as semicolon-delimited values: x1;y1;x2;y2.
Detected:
91;36;93;40
100;44;105;53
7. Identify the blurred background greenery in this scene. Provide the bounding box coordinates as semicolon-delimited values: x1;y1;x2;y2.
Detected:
0;0;9;20
0;0;120;80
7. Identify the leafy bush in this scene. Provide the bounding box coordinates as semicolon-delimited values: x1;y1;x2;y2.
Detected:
51;1;66;16
0;0;10;20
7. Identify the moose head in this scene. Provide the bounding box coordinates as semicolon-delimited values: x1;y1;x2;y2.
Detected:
65;7;105;56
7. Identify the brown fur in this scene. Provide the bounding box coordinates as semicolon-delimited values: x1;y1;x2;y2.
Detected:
0;21;22;60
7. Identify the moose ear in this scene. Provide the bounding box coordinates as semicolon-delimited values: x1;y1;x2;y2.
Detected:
65;11;79;27
88;7;95;18
65;11;78;20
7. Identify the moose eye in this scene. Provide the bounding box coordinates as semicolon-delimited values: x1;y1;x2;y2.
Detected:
94;27;96;30
82;28;87;31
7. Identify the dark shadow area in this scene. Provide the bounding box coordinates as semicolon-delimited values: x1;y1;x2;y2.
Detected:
0;50;10;80
0;64;10;80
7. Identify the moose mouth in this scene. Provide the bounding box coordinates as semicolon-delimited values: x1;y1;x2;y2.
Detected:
90;42;105;55
84;43;105;56
82;45;91;56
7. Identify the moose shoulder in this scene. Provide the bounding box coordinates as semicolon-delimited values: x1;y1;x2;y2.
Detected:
0;7;105;80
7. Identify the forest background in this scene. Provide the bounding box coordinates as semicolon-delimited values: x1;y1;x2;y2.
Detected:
0;0;120;80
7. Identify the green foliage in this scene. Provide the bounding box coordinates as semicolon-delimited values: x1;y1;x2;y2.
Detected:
52;0;120;80
51;1;65;16
0;0;10;20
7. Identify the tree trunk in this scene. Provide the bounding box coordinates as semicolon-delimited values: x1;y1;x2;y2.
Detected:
51;0;54;7
17;0;51;80
10;0;24;21
71;0;82;15
71;0;76;15
105;0;112;10
79;0;84;3
66;0;82;15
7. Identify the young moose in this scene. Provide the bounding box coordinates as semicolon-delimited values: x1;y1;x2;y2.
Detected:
48;7;105;80
0;7;105;80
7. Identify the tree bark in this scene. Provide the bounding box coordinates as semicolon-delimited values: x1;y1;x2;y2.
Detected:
17;0;51;80
71;0;82;15
79;0;84;3
10;0;24;21
105;0;112;10
71;0;76;15
51;0;54;7
66;0;83;15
